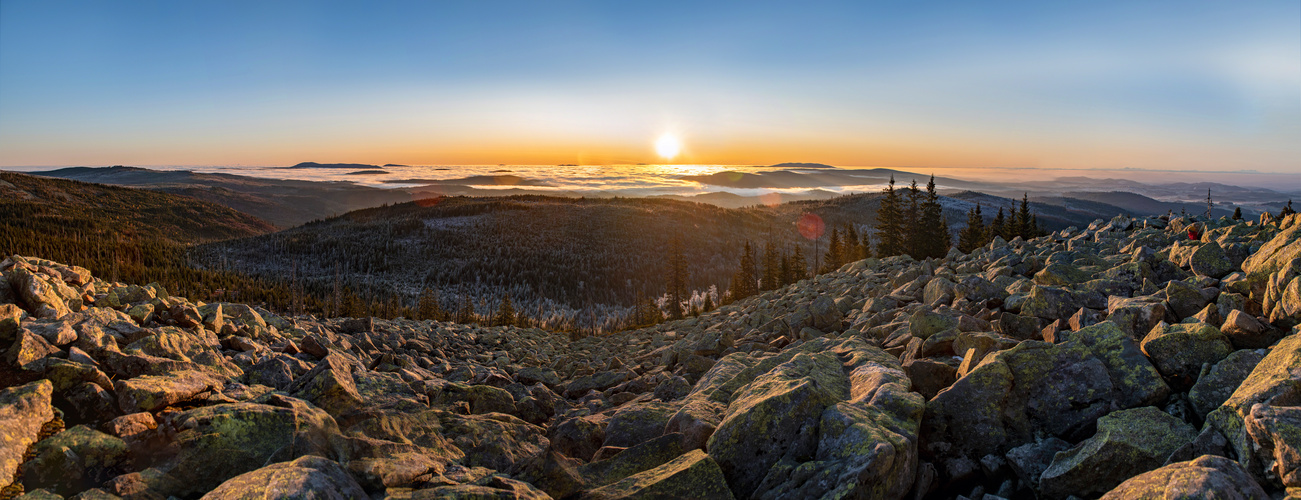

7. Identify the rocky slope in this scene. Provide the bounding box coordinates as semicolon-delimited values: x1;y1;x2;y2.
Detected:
2;211;1301;499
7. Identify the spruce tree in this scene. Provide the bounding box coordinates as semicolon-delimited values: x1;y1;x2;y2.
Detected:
957;204;985;253
989;207;1007;242
917;175;949;259
1281;200;1296;218
1233;207;1243;220
1016;193;1033;240
789;245;808;282
732;241;759;301
495;295;516;327
843;225;862;261
875;176;904;257
666;235;688;319
778;251;792;288
417;287;442;321
760;239;780;291
904;179;922;257
822;227;843;273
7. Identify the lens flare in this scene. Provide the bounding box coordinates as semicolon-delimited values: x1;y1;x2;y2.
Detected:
797;213;825;240
655;134;681;160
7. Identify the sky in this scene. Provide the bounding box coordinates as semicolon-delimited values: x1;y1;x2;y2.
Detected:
1;1;1299;173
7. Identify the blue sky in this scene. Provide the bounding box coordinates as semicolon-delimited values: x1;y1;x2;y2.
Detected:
1;1;1298;172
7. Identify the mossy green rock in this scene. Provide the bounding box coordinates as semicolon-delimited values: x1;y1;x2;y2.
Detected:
908;309;957;339
580;433;686;488
602;401;678;449
706;351;848;498
1140;322;1233;383
1107;295;1168;339
42;358;113;393
1242;404;1301;489
1165;280;1210;319
1242;223;1301;293
158;394;343;497
1189;349;1265;419
9;266;71;319
1190;241;1235;279
1034;263;1093;287
1100;454;1267;499
1208;333;1301;481
440;411;548;472
1071;321;1170;409
1020;285;1080;321
431;383;515;415
122;326;241;379
115;369;221;413
0;303;27;344
199;455;367;500
1040;406;1197;499
0;380;54;487
586;450;735;500
4;329;59;371
21;425;128;495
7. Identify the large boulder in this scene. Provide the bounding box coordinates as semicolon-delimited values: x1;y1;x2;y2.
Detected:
8;266;74;319
1189;349;1265;419
1139;322;1233;385
20;425;129;495
707;352;847;498
1040;406;1197;499
1107;295;1168;339
441;411;548;472
586;450;735;500
1208;331;1301;486
1190;241;1235;279
1222;309;1282;349
5;329;59;371
602;401;678;449
1020;285;1080;322
199;456;367;500
287;352;365;418
152;394;344;497
1100;455;1267;499
115;370;222;413
0;380;55;487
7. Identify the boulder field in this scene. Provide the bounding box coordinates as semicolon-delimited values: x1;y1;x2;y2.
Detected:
3;212;1301;499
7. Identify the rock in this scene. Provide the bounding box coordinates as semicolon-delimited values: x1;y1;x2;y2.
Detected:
909;309;957;339
1107;295;1168;339
653;376;691;402
22;320;76;346
1165;280;1211;320
431;383;516;415
157;394;344;497
903;358;957;400
1040;406;1197;499
10;266;72;319
0;303;25;343
1139;321;1233;385
407;474;551;499
808;295;844;332
1190;242;1235;279
1004;437;1072;490
115;370;221;413
586;450;735;500
1033;263;1093;287
287;352;364;418
664;399;724;452
442;411;548;472
1020;285;1082;323
580;433;686;488
1100;455;1267;499
199;455;367;500
566;369;636;399
707;352;848;498
996;312;1042;341
551;415;607;462
42;358;113;393
21;425;129;495
602;401;677;448
0;380;55;487
1068;321;1168;411
516;366;561;387
1189;349;1265;419
1221;309;1281;349
5;329;60;371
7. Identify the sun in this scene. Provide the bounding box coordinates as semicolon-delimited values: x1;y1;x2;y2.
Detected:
655;134;681;161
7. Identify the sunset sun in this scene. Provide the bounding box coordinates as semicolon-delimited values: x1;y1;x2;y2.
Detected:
655;134;681;161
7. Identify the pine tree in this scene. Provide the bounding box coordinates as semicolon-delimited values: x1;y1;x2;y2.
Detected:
957;204;985;253
1015;193;1033;240
416;287;442;321
1281;200;1296;218
1233;207;1243;220
822;228;843;273
843;225;862;262
702;293;714;313
666;235;688;319
732;241;759;301
989;207;1007;242
916;175;949;259
859;232;872;260
455;295;476;324
760;239;780;291
904;179;922;257
778;251;792;288
875;176;905;257
789;245;808;283
494;295;516;327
